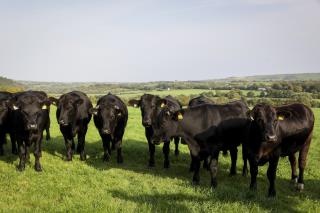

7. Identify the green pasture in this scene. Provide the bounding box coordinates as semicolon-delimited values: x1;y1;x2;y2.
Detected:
0;107;319;212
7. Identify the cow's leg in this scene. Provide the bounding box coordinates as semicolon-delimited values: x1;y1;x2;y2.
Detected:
46;117;51;141
297;135;312;192
78;128;87;161
163;141;170;168
71;140;75;152
148;141;155;167
267;157;279;197
34;135;43;172
17;141;26;171
174;137;179;156
102;135;111;162
146;128;155;167
0;131;5;155
189;151;195;172
210;151;220;188
10;133;18;155
289;153;298;183
116;141;123;164
203;156;209;170
64;137;73;161
229;147;238;176
192;155;201;185
25;144;31;163
242;143;248;177
249;157;258;191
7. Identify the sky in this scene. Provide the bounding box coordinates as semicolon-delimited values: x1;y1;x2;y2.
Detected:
0;0;319;82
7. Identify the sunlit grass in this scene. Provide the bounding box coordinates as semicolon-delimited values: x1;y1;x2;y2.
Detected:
0;107;319;212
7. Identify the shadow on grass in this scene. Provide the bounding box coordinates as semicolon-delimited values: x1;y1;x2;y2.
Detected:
42;136;320;212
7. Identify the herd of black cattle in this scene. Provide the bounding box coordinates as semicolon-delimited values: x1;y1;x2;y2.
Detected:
0;90;315;197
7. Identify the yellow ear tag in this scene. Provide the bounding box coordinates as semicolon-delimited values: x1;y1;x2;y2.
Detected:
42;105;47;110
278;116;284;121
177;113;183;120
160;103;165;108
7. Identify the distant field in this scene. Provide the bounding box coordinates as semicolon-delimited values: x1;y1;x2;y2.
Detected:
49;89;261;99
0;107;319;212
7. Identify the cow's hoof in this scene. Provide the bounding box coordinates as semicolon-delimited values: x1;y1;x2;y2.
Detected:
192;180;200;186
17;165;25;172
148;161;155;167
296;183;304;192
80;154;86;161
35;165;42;172
175;150;179;156
164;161;170;169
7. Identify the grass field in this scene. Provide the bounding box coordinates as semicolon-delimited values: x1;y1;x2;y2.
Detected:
0;107;319;212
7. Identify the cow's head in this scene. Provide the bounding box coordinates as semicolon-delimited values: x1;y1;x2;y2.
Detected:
247;103;290;162
129;94;161;127
50;96;83;127
10;95;50;131
89;102;123;135
151;103;183;145
0;99;10;126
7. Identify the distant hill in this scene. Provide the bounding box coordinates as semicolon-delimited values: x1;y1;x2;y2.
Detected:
214;73;320;82
0;76;24;92
0;76;19;86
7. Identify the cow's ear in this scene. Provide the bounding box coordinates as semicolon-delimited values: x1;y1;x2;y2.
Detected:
277;110;291;121
49;97;59;106
41;99;51;110
173;110;184;121
246;110;254;121
7;100;19;111
89;105;99;115
128;99;140;108
157;99;167;108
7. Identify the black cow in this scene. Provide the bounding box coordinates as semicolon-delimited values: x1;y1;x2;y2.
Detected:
129;94;181;168
188;96;214;107
50;91;92;161
90;93;128;163
151;100;249;188
29;91;51;141
0;92;17;155
9;92;51;171
13;91;51;141
246;103;314;197
188;96;215;171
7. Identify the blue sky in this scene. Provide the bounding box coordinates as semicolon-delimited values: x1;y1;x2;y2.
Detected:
0;0;319;82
